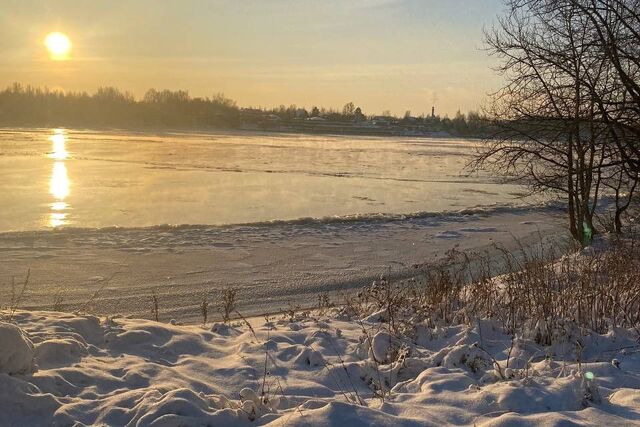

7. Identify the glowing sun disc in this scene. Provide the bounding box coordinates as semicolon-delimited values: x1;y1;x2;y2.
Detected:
44;32;71;59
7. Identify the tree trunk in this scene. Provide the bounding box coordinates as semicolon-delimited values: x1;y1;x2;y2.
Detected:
615;208;623;234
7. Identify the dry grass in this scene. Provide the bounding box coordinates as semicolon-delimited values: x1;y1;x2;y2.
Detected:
3;269;30;322
150;289;160;322
219;288;237;324
339;234;640;344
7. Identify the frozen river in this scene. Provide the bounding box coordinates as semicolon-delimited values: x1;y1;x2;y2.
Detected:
0;128;565;319
0;128;534;231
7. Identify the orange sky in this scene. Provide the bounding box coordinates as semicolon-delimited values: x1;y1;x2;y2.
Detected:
0;0;504;116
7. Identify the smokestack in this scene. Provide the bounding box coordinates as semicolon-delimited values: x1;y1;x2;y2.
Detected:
431;106;435;118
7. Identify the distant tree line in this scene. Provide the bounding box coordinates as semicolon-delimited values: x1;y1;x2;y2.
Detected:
0;83;240;128
0;82;494;136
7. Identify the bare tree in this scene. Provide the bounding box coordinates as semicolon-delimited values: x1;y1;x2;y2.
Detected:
476;2;614;244
513;0;640;172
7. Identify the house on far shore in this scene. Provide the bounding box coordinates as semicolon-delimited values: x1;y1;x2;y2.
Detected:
371;116;393;126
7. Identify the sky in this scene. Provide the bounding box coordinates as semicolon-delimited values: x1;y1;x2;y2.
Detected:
0;0;505;117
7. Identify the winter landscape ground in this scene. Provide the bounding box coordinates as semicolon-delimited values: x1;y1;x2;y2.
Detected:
2;236;640;426
4;0;640;425
0;129;564;320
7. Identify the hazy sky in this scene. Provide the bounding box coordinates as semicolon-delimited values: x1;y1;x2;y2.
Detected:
0;0;504;116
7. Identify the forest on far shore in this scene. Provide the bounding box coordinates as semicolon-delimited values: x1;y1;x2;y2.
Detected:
0;83;491;136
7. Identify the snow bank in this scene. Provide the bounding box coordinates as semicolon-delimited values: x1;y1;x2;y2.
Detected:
0;322;34;375
0;309;638;426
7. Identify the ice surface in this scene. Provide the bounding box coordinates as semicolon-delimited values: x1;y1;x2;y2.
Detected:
0;128;566;319
0;128;545;231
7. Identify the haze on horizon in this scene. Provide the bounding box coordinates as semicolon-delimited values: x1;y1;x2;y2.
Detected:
0;0;503;117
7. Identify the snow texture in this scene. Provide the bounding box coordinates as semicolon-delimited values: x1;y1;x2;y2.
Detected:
0;322;34;375
0;309;639;426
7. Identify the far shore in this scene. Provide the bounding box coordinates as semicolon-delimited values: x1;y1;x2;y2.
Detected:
0;124;488;141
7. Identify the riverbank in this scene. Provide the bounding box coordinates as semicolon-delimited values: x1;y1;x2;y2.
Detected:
0;205;566;321
2;236;639;426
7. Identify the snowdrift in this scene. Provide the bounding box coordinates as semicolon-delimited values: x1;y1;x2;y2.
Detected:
0;309;639;426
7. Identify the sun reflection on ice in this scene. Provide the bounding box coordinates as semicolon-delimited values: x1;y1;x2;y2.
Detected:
51;201;68;211
47;129;71;227
49;212;68;228
50;162;70;201
49;129;68;160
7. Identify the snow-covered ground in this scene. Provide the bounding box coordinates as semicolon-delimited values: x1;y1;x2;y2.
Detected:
0;206;565;320
1;306;639;426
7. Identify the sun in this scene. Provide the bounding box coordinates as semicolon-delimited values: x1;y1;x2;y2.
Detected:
44;32;72;60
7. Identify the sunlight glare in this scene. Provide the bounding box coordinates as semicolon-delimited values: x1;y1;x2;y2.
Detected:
48;161;70;227
49;212;67;228
50;162;70;201
51;201;68;211
44;32;72;60
49;129;68;160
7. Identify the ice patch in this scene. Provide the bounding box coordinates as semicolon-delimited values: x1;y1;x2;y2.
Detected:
459;226;499;232
436;230;463;239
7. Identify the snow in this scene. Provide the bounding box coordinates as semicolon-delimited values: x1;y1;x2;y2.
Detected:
0;207;565;321
0;322;34;375
1;309;638;426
